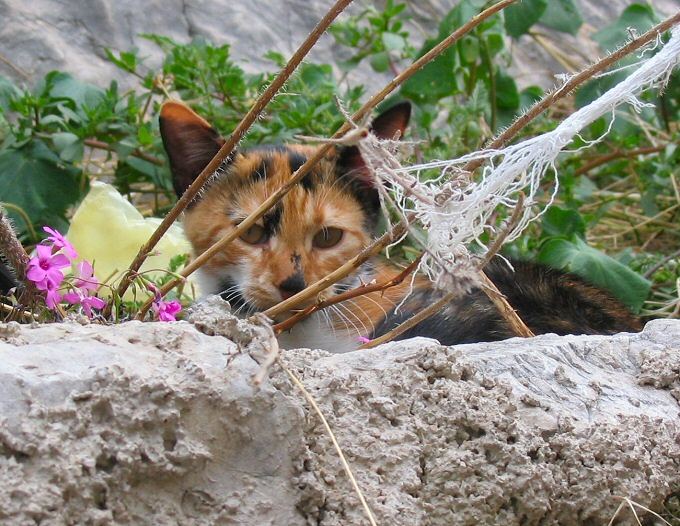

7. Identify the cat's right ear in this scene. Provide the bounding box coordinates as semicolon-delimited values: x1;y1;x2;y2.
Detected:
159;101;226;197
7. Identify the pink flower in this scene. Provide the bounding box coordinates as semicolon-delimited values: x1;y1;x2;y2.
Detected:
152;299;182;322
62;260;106;318
26;244;70;288
71;260;99;292
357;336;371;344
43;226;78;259
42;278;62;310
63;291;106;318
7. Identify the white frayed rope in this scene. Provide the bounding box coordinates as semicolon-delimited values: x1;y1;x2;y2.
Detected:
358;26;680;291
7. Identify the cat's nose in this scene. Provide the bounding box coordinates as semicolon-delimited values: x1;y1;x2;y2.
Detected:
278;272;306;300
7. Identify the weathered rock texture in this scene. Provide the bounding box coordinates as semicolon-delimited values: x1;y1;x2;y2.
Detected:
1;0;678;92
1;299;679;525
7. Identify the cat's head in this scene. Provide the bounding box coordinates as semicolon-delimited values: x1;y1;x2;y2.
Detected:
159;101;410;318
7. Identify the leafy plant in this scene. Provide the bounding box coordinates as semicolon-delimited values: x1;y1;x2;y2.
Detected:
0;0;678;319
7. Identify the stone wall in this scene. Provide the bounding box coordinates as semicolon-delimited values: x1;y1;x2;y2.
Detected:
1;299;678;524
1;0;677;92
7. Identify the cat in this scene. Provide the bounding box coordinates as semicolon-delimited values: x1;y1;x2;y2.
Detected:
159;100;642;352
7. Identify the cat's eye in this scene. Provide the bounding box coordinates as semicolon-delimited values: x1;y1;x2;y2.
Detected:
239;224;268;245
313;227;343;249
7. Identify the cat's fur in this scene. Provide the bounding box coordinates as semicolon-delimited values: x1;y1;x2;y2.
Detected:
159;101;641;352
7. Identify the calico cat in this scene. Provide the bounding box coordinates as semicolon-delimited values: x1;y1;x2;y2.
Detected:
159;101;641;352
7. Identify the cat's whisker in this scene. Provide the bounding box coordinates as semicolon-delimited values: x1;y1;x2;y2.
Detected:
344;298;376;333
328;305;352;335
360;294;391;319
320;309;338;340
331;304;363;337
336;302;370;336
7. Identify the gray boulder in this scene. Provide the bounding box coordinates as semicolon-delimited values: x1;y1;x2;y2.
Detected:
1;0;678;92
0;301;678;525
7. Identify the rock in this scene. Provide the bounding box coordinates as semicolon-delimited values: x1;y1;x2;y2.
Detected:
0;310;678;525
0;1;677;92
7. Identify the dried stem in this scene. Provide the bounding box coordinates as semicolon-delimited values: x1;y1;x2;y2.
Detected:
0;209;39;304
133;0;519;320
477;272;535;337
361;290;454;349
113;0;354;311
273;254;422;334
362;196;532;348
278;358;378;526
84;138;164;166
465;11;680;173
574;145;665;176
0;211;30;277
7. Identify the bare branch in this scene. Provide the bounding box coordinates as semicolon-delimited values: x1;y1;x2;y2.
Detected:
113;0;355;310
272;254;422;334
134;0;520;319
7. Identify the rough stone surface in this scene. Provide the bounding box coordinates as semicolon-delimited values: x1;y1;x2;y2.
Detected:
1;0;678;93
1;299;679;525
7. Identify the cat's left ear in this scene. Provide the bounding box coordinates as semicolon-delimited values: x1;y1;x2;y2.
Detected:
337;101;411;174
159;101;226;197
369;101;411;141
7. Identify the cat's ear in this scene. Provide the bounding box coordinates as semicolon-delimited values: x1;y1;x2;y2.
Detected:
159;101;226;197
369;101;411;141
337;101;411;176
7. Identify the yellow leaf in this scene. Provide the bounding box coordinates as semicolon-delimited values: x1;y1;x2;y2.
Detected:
66;182;199;300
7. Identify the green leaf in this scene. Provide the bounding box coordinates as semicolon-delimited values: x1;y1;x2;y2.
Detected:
382;32;406;52
485;33;505;56
640;189;660;216
0;141;81;238
593;4;658;52
541;206;585;238
539;0;582;35
401;39;458;102
47;72;106;109
370;51;391;73
0;75;22;112
537;237;651;312
495;70;520;110
504;0;547;38
104;48;139;73
51;132;83;162
459;37;479;63
519;85;543;109
574;175;598;201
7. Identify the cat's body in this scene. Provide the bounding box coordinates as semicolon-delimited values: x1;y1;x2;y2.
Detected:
159;101;641;352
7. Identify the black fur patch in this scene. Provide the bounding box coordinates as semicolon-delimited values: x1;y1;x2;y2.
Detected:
216;277;250;312
288;152;307;173
262;204;283;237
0;260;18;295
371;258;641;345
251;159;269;181
279;271;306;295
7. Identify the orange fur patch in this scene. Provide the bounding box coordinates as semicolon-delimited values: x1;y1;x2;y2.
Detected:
183;145;397;324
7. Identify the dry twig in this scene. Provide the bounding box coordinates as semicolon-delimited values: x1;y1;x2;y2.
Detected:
278;358;378;526
272;254;422;334
112;0;354;312
364;13;680;347
134;0;519;319
574;145;665;176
